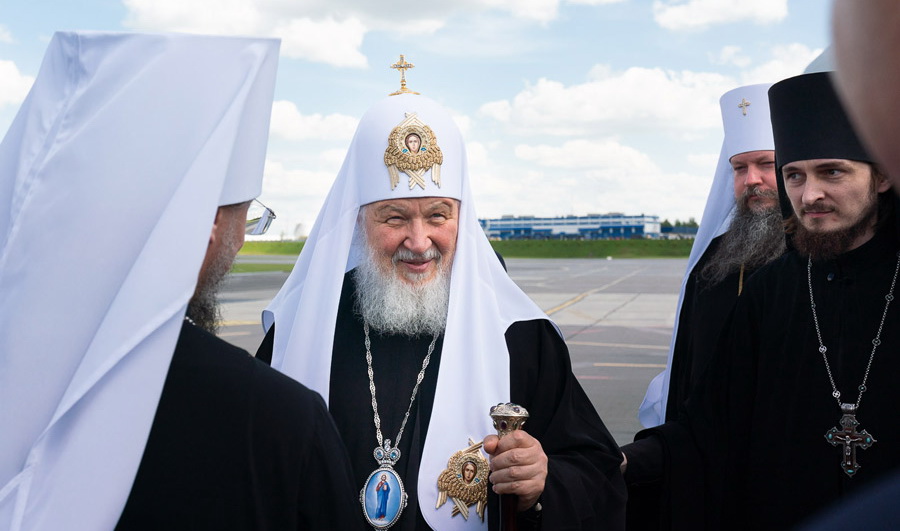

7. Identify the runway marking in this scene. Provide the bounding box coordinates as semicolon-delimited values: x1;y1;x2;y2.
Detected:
577;375;613;380
220;320;261;327
567;340;668;351
593;362;667;368
545;268;645;316
219;331;252;337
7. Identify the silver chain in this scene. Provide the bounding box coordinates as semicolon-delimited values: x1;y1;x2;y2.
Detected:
807;251;900;408
364;321;438;449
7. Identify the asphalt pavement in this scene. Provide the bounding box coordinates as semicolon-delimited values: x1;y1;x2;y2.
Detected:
218;257;687;446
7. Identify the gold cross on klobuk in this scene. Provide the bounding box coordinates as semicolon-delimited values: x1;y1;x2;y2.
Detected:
390;55;420;96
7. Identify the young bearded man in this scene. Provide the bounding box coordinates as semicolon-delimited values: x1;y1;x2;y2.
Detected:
705;71;900;530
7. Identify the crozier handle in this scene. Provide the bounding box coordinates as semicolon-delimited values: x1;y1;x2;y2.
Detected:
490;403;529;531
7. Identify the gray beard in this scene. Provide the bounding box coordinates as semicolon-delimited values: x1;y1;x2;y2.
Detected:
701;189;786;286
353;245;451;337
186;223;242;334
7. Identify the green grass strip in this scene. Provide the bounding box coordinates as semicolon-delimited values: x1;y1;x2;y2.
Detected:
231;263;294;273
240;241;305;255
238;238;693;260
488;239;694;258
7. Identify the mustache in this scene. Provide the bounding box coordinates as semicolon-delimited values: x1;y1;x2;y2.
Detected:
802;204;835;214
392;246;442;264
743;186;778;199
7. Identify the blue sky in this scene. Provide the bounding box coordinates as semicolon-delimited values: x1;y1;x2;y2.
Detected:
0;0;831;239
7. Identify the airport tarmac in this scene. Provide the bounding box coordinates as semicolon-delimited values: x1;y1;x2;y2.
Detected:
219;257;688;446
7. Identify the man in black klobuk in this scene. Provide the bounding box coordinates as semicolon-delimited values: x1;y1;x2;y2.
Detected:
623;82;785;529
258;84;626;530
792;5;900;528
687;72;900;530
0;32;358;530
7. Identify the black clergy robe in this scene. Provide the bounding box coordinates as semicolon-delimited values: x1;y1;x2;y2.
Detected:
713;225;900;528
664;234;751;420
117;321;361;531
643;225;900;530
622;234;760;530
257;271;627;530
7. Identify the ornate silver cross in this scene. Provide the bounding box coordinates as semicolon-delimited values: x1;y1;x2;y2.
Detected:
824;403;876;477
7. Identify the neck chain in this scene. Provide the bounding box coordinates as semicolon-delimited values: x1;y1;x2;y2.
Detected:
359;321;438;528
807;251;900;476
365;321;438;453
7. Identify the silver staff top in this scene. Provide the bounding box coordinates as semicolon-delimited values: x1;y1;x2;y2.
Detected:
490;403;529;437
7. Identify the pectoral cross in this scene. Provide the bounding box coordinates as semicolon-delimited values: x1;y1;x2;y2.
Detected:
390;55;420;96
738;98;751;116
824;403;876;477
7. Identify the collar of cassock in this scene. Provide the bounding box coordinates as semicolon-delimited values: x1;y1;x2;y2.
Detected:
263;93;551;530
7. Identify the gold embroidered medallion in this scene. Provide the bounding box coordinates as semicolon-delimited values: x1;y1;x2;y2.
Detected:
435;439;489;521
383;112;443;190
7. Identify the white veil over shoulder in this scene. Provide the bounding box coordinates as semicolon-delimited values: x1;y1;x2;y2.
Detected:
263;93;550;530
0;32;278;530
638;83;774;427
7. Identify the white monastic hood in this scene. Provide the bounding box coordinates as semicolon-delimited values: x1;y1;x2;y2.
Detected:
264;93;550;530
639;82;775;427
0;31;278;530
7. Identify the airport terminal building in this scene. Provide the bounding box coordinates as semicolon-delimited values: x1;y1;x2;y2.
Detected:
478;213;663;240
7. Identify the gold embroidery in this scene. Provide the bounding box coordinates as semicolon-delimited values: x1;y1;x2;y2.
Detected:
383;112;443;190
435;439;489;521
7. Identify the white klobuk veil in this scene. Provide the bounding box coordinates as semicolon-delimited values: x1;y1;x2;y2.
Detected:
638;83;775;427
264;93;551;530
0;32;278;530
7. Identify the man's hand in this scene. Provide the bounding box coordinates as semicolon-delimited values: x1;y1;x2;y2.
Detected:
483;431;548;512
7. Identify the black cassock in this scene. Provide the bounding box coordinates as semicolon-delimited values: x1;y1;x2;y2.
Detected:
117;321;361;531
637;226;900;530
665;234;751;420
623;234;757;530
257;271;626;530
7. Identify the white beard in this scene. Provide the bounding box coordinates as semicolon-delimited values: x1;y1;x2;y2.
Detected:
353;244;451;337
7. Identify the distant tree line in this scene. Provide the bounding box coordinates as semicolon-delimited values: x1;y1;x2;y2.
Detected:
660;218;699;228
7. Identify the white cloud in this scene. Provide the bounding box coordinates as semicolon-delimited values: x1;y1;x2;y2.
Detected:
0;25;13;43
740;43;823;85
466;136;710;221
273;17;368;67
269;100;358;142
286;0;565;23
709;45;751;68
450;112;473;138
477;100;511;122
482;0;560;22
687;152;719;169
257;158;338;237
415;13;550;59
263;158;335;200
566;0;625;5
515;139;659;172
473;158;710;221
653;0;788;31
0;60;34;107
318;148;351;170
479;66;735;137
122;0;569;68
123;0;369;67
122;0;261;34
